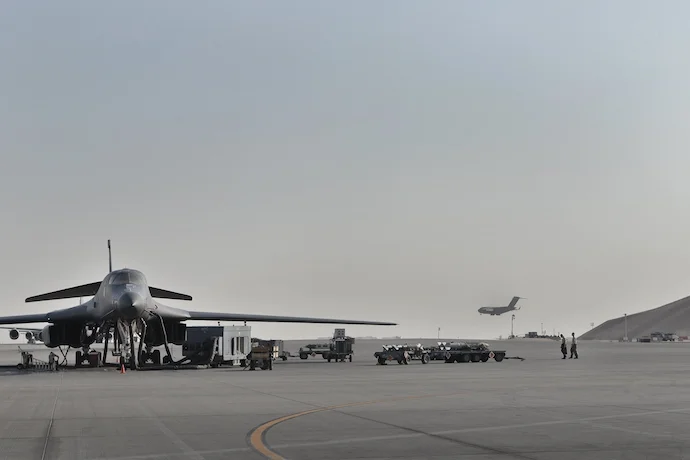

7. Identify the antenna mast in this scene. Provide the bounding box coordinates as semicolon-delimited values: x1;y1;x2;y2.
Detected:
108;239;112;273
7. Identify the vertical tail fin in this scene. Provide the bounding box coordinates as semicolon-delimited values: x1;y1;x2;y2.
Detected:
508;296;523;309
108;239;112;273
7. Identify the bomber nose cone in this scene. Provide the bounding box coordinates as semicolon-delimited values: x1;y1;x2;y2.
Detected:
117;292;146;319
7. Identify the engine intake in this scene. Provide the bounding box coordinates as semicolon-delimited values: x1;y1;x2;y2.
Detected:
9;329;18;340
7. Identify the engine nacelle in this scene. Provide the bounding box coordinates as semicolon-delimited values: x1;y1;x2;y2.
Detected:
41;325;56;347
9;329;19;340
40;323;84;348
144;321;187;346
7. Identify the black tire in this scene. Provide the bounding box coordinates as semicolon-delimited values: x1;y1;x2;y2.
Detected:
378;357;387;365
348;355;352;362
281;356;287;361
300;354;308;360
421;354;430;364
494;353;504;362
470;354;481;363
459;354;470;363
480;355;489;362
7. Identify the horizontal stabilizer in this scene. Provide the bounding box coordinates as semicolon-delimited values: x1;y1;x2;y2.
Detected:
149;287;192;301
25;281;102;303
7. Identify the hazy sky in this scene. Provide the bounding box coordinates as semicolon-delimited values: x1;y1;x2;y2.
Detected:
2;2;690;342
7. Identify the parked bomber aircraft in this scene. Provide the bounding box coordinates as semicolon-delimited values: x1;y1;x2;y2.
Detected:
0;240;396;370
478;296;524;316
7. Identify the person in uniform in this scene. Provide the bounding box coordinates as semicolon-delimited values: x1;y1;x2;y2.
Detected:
569;332;578;359
560;334;567;359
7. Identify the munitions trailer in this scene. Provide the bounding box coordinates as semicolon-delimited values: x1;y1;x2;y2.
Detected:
428;341;506;363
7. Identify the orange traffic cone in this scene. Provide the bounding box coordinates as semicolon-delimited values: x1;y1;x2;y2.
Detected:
120;364;126;374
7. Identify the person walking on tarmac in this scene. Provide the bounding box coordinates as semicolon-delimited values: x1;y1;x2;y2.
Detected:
560;334;567;359
569;332;579;359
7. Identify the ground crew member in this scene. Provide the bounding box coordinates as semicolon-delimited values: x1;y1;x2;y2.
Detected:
570;332;578;359
560;334;567;359
48;352;58;371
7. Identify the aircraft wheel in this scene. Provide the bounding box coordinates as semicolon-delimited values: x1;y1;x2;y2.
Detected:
349;355;352;362
152;350;161;365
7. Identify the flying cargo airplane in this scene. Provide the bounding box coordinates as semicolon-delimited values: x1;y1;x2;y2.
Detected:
0;240;396;370
478;296;524;316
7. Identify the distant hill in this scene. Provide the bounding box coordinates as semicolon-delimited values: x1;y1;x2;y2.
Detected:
579;295;690;341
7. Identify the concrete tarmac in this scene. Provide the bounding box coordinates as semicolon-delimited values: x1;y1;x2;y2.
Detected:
1;338;690;459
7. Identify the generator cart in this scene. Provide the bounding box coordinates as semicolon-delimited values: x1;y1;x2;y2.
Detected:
323;336;355;362
246;340;273;370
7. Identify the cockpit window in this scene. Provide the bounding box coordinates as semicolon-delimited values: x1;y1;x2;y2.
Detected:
110;271;146;285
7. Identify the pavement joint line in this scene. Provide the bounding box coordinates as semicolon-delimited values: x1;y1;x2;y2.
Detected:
40;371;63;460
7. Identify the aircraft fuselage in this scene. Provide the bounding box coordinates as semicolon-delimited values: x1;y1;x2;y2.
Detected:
45;269;188;325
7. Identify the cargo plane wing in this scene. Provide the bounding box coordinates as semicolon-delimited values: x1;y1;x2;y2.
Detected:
0;241;396;369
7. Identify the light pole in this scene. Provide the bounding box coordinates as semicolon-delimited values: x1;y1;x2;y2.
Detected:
511;314;515;338
624;314;628;342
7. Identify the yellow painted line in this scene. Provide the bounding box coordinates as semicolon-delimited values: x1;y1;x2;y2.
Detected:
248;393;447;459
